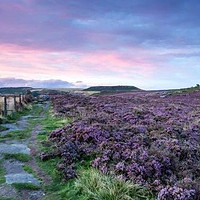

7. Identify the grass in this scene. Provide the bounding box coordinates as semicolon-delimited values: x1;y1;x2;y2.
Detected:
42;113;69;133
22;164;41;181
0;160;6;185
5;107;31;123
23;164;35;174
4;153;30;162
0;198;18;200
0;104;34;141
170;85;200;94
66;169;154;200
12;183;40;191
0;129;31;141
36;107;73;199
32;104;43;116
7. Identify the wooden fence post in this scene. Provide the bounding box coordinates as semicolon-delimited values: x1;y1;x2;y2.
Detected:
19;95;22;106
4;96;7;117
14;96;17;111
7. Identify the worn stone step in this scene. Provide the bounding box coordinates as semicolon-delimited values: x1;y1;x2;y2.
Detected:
0;144;30;154
0;184;19;199
5;173;40;186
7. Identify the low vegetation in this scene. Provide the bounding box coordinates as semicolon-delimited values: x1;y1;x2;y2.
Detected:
36;101;154;199
84;85;141;92
39;91;200;200
4;153;30;162
0;125;7;132
0;160;6;185
12;183;40;191
0;87;32;95
67;169;153;200
0;129;31;141
5;107;31;123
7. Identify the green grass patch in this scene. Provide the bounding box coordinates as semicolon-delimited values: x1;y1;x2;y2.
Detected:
22;164;41;181
5;108;31;123
22;164;35;174
4;153;30;162
0;160;6;185
12;183;40;191
41;107;69;133
37;157;68;199
37;132;48;142
0;129;31;141
32;104;43;116
0;198;18;200
36;106;69;143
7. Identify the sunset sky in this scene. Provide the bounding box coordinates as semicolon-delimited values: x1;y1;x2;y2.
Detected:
0;0;199;89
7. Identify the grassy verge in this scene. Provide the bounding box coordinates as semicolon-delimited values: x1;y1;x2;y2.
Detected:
4;153;30;162
0;160;6;185
41;109;69;133
0;198;18;200
36;107;73;199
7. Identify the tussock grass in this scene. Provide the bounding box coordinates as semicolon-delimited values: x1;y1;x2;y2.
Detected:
4;153;30;162
66;169;153;200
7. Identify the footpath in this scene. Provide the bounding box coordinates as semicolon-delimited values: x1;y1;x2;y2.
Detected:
0;103;50;200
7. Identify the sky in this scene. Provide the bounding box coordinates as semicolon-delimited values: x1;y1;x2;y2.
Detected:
0;0;199;89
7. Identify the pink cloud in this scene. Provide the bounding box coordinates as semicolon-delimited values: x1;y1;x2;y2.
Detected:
0;44;159;84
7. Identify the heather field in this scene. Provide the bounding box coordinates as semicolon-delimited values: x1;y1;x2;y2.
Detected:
40;91;200;200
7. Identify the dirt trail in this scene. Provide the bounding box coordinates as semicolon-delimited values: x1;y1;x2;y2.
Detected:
0;102;50;200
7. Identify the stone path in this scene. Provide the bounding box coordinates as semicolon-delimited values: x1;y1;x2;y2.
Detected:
0;103;48;200
0;115;32;136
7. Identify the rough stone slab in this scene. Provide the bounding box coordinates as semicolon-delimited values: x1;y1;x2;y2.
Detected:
3;159;25;174
3;139;28;145
0;144;30;154
21;190;45;200
0;115;32;135
0;123;26;135
5;173;40;186
0;184;19;198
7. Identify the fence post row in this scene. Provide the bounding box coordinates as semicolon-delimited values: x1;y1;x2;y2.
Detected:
0;95;25;118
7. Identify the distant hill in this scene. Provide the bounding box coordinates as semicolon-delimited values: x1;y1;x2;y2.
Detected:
84;86;141;92
0;87;32;95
